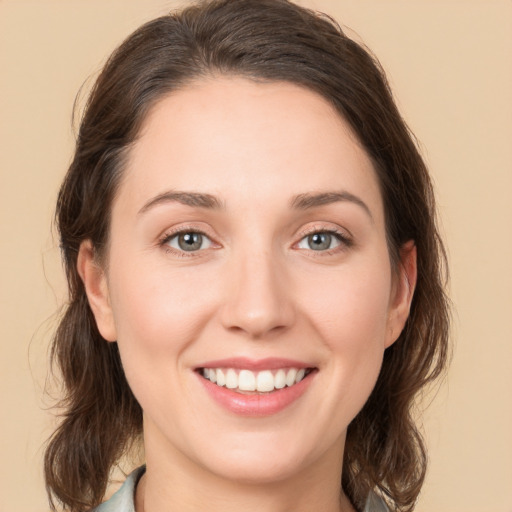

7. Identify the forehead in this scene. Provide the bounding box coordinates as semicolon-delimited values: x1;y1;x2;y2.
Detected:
117;77;384;222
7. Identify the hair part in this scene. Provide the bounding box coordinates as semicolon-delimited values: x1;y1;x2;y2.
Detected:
45;1;450;510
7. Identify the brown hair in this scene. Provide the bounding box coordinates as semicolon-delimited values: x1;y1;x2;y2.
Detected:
45;1;450;510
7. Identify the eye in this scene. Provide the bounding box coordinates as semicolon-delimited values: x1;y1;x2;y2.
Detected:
164;231;213;252
296;231;344;251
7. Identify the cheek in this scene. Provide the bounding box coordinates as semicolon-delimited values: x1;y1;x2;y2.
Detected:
299;257;392;398
302;258;392;345
106;260;223;424
108;261;218;360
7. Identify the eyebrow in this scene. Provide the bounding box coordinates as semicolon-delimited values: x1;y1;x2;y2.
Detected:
138;189;373;220
138;190;224;215
291;191;373;221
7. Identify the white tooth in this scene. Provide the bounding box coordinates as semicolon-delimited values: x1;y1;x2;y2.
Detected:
285;368;298;387
295;368;306;383
226;369;238;389
208;368;217;383
256;370;275;392
274;369;286;389
238;370;256;391
202;368;208;378
216;369;226;386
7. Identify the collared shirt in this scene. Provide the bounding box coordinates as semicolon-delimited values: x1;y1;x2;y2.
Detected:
92;466;389;512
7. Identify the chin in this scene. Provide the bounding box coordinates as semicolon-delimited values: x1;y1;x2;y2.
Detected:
189;427;340;486
203;453;308;485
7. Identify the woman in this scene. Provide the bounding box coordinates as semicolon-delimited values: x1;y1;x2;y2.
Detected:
44;1;450;511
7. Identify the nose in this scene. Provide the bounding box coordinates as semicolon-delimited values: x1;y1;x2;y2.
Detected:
220;250;296;339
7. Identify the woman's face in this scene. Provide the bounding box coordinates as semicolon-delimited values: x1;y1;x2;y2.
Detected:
81;77;415;484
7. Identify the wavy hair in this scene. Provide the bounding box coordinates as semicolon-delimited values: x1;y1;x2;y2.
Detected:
44;1;450;510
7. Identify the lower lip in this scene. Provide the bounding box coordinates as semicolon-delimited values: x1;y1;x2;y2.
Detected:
197;371;315;417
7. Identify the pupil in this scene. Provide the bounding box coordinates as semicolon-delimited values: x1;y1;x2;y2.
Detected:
178;233;202;251
309;233;331;251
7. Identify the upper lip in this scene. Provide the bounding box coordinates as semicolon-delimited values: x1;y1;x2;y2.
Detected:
196;357;314;371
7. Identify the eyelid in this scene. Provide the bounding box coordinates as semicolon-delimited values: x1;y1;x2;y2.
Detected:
295;223;353;241
292;223;354;252
156;222;353;257
167;232;213;251
158;224;221;256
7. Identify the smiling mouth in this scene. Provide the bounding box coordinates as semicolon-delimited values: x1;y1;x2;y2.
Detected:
197;367;315;394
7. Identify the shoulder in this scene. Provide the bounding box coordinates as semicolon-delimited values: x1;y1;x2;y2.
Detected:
91;466;146;512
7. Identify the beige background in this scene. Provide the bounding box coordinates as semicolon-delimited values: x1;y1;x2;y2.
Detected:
1;0;511;511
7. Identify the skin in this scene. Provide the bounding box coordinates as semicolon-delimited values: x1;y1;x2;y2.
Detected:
78;77;416;512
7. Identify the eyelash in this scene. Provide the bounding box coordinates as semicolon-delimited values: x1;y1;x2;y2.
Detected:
159;226;215;258
295;227;353;255
158;226;353;257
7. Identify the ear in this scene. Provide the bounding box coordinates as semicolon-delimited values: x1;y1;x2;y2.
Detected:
385;240;417;348
77;240;117;342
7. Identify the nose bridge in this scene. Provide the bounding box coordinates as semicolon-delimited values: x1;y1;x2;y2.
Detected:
220;244;294;338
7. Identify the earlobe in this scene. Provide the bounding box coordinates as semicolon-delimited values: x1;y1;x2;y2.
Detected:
77;240;117;342
385;240;417;348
